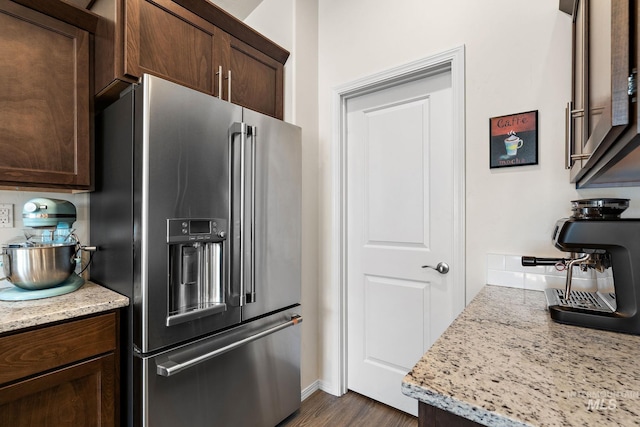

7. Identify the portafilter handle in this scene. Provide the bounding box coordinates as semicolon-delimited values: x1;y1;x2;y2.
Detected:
521;256;570;267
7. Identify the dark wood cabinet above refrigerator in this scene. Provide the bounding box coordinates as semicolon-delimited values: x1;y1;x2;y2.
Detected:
562;0;640;188
90;0;287;119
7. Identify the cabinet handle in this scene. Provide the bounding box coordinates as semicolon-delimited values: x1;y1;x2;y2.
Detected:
565;101;573;169
228;69;232;103
216;65;222;99
571;153;590;160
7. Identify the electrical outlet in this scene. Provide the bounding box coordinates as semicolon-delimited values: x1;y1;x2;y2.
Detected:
0;203;14;228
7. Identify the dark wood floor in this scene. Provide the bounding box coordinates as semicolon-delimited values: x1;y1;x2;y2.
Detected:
278;390;418;427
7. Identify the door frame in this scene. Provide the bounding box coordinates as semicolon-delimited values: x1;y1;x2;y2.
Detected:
328;45;466;396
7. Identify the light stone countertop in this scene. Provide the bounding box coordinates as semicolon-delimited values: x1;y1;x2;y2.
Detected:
402;285;640;427
0;281;129;334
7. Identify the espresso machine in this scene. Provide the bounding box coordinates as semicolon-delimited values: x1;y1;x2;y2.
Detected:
523;198;640;335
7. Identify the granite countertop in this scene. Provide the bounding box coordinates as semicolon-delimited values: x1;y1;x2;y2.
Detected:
402;285;640;427
0;281;129;334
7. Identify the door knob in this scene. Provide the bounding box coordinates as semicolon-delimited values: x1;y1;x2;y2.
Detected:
422;262;450;274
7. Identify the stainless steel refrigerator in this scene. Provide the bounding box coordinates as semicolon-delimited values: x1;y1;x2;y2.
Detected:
90;74;302;427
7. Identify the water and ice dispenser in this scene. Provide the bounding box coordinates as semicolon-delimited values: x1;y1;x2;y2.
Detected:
167;218;227;326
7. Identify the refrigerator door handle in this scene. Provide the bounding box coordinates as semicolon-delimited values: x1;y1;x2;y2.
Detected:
156;315;302;377
230;123;258;306
230;122;248;305
246;125;257;304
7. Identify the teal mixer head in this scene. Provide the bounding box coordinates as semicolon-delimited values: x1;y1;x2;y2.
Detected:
22;198;77;229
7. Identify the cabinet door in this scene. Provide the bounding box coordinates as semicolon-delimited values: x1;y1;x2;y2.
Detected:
0;0;90;188
0;312;119;426
568;0;630;182
92;0;287;118
125;0;218;94
0;355;116;427
216;33;284;119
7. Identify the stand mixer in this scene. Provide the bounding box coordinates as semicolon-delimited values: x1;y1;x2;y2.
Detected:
523;198;640;335
0;198;91;301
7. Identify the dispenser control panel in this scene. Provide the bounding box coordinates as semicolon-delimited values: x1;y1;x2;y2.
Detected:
167;218;227;243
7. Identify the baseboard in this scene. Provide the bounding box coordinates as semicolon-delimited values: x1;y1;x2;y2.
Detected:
319;380;342;397
301;379;345;401
301;380;321;401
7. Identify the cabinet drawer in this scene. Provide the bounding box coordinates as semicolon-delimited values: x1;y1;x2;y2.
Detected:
0;312;117;385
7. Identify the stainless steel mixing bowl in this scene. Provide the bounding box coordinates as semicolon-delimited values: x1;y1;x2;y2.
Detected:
1;243;77;290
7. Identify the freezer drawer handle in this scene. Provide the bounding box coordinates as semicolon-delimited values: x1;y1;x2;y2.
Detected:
156;315;303;377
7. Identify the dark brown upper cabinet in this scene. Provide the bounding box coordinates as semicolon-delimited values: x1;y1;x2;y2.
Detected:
91;0;288;119
563;0;640;187
0;0;96;190
218;33;284;118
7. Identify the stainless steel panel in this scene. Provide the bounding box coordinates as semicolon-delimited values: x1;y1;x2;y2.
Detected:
241;109;302;320
91;90;140;426
139;310;301;427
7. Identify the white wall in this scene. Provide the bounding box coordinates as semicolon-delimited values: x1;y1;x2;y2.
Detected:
246;0;321;394
317;0;640;394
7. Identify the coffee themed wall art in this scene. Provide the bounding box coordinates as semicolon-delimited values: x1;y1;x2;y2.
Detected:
489;110;538;168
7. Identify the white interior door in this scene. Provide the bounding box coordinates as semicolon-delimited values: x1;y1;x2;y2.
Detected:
346;69;459;415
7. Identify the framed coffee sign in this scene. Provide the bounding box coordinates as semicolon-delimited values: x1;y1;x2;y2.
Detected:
489;110;538;168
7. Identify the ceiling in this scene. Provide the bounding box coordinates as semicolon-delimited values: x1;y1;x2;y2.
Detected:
208;0;264;20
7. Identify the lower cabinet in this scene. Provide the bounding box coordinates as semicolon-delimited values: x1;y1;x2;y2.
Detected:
0;312;119;426
419;402;483;427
